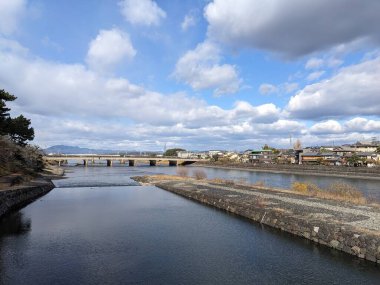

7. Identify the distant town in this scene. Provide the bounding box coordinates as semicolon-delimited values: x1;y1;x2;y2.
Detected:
45;139;380;168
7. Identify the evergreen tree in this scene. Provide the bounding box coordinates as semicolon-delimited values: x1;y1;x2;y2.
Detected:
0;89;16;135
0;89;34;145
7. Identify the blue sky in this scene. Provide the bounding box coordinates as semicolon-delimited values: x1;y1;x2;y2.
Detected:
0;0;380;151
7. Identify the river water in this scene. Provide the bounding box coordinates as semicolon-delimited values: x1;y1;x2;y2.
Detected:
0;166;379;284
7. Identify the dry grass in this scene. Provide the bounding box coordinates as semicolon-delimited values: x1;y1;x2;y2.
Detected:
176;168;189;177
210;178;226;184
193;169;207;180
291;181;367;204
256;196;267;208
150;175;188;181
254;181;265;187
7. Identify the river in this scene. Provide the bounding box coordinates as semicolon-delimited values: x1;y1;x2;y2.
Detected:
0;166;379;284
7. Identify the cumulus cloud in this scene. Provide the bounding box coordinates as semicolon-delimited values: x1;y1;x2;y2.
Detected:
259;83;278;95
86;28;136;72
173;41;241;95
287;56;380;119
181;12;197;31
204;0;380;57
119;0;166;26
310;120;344;134
0;0;26;35
344;117;380;132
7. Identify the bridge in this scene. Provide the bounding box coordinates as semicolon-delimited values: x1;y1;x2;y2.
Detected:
43;155;203;167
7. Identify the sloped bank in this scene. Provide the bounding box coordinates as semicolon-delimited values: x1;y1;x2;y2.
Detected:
132;175;380;264
0;179;55;218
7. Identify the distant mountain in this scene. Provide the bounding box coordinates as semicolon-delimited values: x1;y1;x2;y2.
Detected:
44;145;163;155
44;145;120;155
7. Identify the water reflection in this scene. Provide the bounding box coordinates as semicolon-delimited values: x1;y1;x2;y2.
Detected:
0;212;31;236
0;166;379;284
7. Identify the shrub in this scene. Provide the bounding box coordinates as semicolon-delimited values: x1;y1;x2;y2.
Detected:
193;169;207;180
176;167;189;177
326;183;365;201
292;182;308;193
291;180;367;204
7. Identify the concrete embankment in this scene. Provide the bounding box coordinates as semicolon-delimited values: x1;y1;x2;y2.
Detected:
133;175;380;264
0;167;63;218
0;179;55;218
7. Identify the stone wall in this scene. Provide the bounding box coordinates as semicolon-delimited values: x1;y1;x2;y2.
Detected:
157;182;380;264
0;181;55;218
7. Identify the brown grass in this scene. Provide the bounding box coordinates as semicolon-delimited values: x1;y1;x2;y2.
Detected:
193;169;207;180
291;181;367;204
254;181;265;187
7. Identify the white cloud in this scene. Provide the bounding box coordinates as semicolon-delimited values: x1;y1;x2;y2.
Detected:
283;82;299;93
1;36;379;150
305;58;324;70
310;120;344;134
306;70;325;81
181;13;197;31
173;41;240;95
259;83;278;95
119;0;166;26
344;117;380;132
204;0;380;57
86;28;136;72
287;56;380;119
0;0;26;35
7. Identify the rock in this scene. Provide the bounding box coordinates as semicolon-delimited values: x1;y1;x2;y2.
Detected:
330;240;340;248
365;254;377;262
352;246;361;255
313;226;319;233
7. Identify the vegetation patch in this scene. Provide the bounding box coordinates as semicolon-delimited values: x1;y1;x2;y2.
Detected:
193;169;207;180
291;181;367;204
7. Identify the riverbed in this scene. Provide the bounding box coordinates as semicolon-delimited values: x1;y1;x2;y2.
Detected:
0;166;379;284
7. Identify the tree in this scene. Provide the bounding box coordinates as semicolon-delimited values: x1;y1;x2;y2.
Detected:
262;144;280;154
376;146;380;154
0;89;34;146
8;115;34;146
347;154;360;166
293;139;302;150
0;89;16;135
163;148;185;157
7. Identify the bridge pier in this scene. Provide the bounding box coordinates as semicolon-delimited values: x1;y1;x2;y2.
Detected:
169;160;177;166
149;160;157;166
107;160;112;167
129;160;135;167
83;160;88;167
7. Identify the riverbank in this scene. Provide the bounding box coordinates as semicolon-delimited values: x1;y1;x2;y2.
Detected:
132;175;380;263
0;166;63;218
195;162;380;180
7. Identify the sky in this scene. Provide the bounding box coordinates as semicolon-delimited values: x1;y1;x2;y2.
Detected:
0;0;380;151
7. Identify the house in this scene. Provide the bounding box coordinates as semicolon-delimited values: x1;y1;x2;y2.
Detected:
248;149;277;164
299;152;342;165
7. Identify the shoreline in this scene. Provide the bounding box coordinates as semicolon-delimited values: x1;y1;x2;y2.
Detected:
132;175;380;264
195;164;380;181
0;167;64;219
